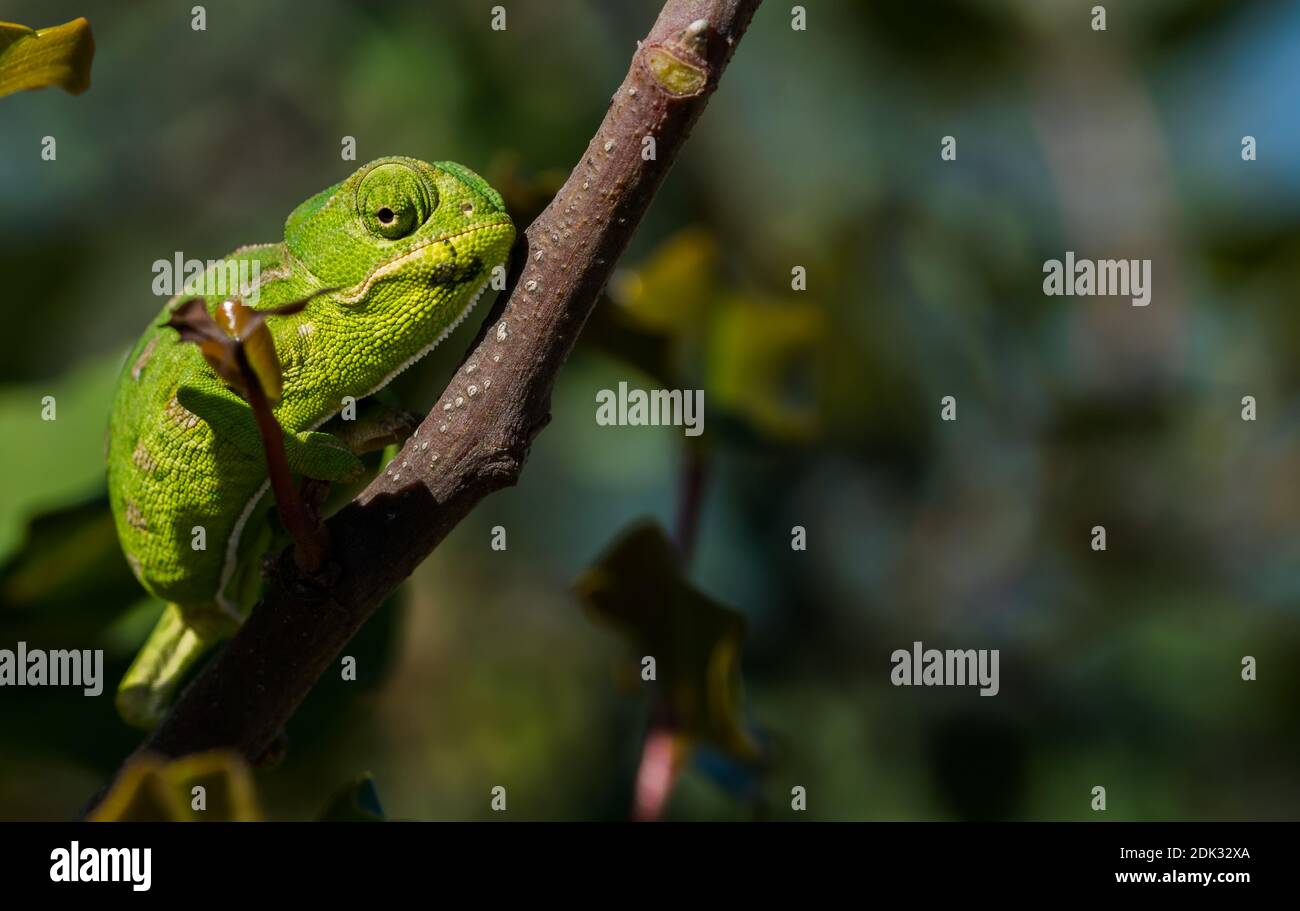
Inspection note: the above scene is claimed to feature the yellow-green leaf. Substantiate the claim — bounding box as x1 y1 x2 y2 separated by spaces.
89 750 262 822
708 294 825 441
214 299 285 403
0 18 94 99
608 227 718 335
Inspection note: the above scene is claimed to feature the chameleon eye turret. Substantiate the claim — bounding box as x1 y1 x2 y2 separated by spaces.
356 161 434 239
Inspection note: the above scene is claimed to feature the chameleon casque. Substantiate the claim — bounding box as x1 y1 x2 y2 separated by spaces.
107 157 515 728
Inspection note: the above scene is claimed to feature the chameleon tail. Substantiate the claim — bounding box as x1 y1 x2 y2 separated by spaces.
116 603 215 730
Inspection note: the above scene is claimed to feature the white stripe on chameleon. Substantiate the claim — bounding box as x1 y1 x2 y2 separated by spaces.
230 242 280 256
215 479 268 617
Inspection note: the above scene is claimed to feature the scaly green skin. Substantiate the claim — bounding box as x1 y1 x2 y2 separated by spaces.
107 157 515 727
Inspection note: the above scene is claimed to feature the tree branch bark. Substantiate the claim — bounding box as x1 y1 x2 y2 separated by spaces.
90 0 762 809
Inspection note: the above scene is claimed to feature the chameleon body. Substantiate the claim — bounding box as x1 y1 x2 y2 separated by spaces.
107 157 514 727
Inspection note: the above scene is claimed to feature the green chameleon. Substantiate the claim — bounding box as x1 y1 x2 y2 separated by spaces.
106 156 515 728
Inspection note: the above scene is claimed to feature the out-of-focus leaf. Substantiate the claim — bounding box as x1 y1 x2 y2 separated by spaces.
575 521 762 763
582 301 678 389
0 496 143 634
89 750 261 822
581 227 715 390
318 774 386 821
171 752 263 821
0 18 94 99
0 354 122 563
707 294 824 441
0 493 157 767
609 227 718 335
486 152 565 229
592 229 825 443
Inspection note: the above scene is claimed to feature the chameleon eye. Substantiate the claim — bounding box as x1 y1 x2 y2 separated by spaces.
356 163 435 240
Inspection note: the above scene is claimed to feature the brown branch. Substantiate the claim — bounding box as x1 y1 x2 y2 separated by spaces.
88 0 762 810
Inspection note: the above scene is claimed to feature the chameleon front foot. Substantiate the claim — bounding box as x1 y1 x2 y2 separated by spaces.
328 401 422 456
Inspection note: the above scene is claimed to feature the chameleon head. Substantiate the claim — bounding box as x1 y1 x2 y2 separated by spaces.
284 156 515 359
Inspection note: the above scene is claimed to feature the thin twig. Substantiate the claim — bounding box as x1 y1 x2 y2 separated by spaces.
235 346 329 574
635 444 709 820
673 445 709 565
632 725 687 822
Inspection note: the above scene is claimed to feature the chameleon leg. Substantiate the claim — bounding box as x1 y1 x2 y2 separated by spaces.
322 398 422 456
177 377 365 483
285 429 366 482
115 602 232 730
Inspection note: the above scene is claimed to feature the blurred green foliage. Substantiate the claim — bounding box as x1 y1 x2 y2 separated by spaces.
1 0 1299 821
